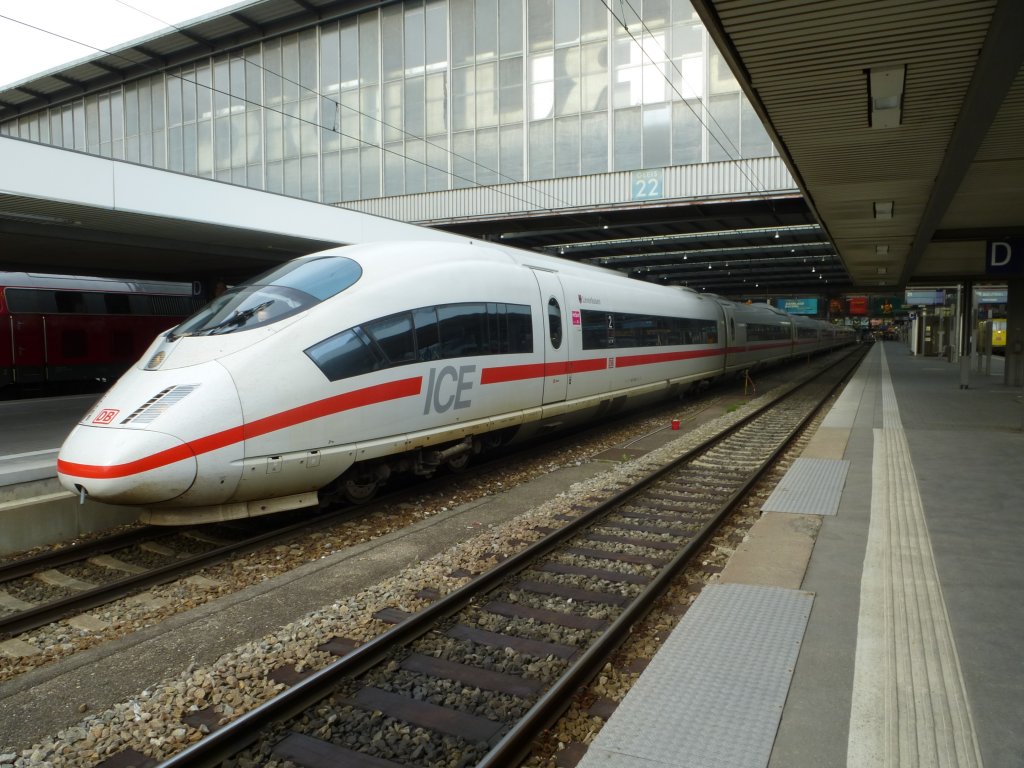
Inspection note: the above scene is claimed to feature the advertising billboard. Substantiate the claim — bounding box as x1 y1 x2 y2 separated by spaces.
774 298 818 315
848 296 868 315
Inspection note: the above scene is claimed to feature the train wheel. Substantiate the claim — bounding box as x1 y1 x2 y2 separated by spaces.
342 476 378 504
446 452 471 472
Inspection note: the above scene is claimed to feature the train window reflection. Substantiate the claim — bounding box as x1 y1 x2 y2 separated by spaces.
170 256 362 338
439 303 488 358
414 307 441 361
170 286 308 337
365 313 416 365
306 301 534 383
306 328 382 381
251 256 363 301
580 309 718 349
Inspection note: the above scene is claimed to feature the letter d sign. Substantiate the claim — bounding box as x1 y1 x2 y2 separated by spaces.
987 239 1022 275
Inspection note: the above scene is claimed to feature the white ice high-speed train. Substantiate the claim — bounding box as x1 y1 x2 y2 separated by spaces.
57 241 853 524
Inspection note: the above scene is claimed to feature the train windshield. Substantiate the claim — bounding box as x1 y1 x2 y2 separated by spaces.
168 256 362 338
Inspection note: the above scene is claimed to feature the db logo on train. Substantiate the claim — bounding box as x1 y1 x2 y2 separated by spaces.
92 409 120 425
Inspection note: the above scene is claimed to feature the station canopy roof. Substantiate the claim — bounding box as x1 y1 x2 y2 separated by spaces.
683 0 1024 291
1 0 1021 298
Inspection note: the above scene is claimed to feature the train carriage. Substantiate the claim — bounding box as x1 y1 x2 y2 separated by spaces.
56 241 853 524
0 272 201 393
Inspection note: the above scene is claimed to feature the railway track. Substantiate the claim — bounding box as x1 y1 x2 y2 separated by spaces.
145 346 866 768
0 515 355 639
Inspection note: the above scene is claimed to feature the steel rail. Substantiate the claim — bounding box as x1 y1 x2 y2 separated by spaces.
0 507 367 638
0 526 165 583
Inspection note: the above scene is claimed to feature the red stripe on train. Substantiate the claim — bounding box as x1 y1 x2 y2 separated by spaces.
57 376 423 480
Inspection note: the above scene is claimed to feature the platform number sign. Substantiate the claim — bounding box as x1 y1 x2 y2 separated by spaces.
987 239 1023 276
631 169 664 201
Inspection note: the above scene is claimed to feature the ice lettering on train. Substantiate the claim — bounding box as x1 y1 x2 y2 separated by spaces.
423 365 476 414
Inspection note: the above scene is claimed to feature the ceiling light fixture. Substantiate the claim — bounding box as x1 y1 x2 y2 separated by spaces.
873 201 894 219
876 244 890 256
868 65 906 128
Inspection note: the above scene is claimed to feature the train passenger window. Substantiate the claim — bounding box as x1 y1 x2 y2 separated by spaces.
581 311 610 349
54 291 86 314
414 307 441 361
364 312 416 365
439 303 487 358
579 309 717 350
506 304 533 353
613 312 649 348
104 294 131 314
4 289 52 313
746 322 791 342
486 303 502 355
548 298 562 349
306 301 534 383
305 328 383 381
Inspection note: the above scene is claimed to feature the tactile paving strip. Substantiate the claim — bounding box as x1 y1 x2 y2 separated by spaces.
760 457 849 516
578 583 813 768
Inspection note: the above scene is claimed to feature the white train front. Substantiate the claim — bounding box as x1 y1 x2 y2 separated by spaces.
57 241 852 524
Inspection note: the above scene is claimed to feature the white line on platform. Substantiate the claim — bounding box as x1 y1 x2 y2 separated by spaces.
1 449 59 461
847 345 983 767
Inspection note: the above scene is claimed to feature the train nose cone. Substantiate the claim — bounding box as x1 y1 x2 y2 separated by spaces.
57 426 197 505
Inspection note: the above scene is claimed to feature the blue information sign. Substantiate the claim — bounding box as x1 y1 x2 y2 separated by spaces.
774 298 818 315
905 289 944 305
631 169 664 201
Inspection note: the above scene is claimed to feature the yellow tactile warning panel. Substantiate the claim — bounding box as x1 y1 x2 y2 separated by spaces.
761 457 849 516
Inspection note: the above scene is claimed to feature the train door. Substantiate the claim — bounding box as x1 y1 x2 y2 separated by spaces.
530 268 569 404
0 311 12 387
719 302 737 371
11 313 46 383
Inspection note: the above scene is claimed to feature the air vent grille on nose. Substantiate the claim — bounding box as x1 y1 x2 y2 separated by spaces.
120 384 200 425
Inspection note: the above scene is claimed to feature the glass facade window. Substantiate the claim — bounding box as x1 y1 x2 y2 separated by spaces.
2 0 777 203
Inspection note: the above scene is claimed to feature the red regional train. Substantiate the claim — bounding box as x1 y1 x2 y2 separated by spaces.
0 272 203 395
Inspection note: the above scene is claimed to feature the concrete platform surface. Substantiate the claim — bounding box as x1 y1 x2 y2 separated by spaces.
592 343 1022 768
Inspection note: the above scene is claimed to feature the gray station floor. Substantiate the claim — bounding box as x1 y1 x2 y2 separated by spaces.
580 342 1023 768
